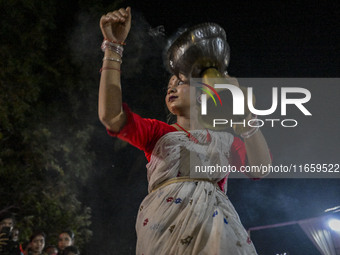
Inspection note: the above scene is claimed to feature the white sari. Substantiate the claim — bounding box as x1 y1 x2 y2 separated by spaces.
135 130 257 255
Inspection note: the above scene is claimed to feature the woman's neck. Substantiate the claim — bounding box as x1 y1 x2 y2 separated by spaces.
176 115 190 130
175 116 204 131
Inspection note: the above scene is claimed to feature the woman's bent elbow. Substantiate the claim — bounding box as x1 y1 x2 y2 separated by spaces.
98 111 126 133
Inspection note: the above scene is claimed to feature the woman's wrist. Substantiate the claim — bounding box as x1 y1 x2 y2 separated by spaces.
103 38 126 45
99 39 124 73
100 51 122 73
101 39 124 57
240 115 260 139
104 49 121 58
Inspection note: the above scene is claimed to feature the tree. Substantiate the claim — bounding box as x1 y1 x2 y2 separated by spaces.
0 0 95 248
1 0 169 253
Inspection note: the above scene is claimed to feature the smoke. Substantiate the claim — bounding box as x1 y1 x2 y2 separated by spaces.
148 25 165 38
67 8 168 76
91 10 166 80
65 6 340 255
65 8 172 255
68 9 103 71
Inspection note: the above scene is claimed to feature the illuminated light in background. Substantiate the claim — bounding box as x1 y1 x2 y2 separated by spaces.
328 219 340 232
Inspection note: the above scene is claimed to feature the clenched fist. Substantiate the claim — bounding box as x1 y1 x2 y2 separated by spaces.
100 7 131 43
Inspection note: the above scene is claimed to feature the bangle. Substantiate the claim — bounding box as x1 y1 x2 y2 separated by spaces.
99 67 121 73
102 57 122 64
101 40 124 57
240 126 259 139
248 115 262 127
104 38 126 45
240 115 260 139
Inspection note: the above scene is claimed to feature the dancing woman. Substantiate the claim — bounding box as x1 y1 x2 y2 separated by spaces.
98 7 271 255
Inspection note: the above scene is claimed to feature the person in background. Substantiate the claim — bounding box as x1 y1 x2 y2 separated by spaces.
44 245 58 255
0 213 14 233
57 231 74 255
63 246 79 255
10 229 19 243
25 231 45 255
0 212 21 255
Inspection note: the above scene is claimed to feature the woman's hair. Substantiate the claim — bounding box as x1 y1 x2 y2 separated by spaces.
59 230 75 240
0 212 15 224
63 245 80 255
29 230 46 242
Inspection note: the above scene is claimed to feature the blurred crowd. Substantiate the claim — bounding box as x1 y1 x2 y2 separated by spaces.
0 212 80 255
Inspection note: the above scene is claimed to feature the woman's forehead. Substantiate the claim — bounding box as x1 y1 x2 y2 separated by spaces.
168 74 189 87
169 75 177 82
168 75 178 86
33 235 44 241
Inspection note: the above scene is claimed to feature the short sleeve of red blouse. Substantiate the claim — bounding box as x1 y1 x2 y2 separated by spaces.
230 136 269 180
107 103 177 161
230 136 248 170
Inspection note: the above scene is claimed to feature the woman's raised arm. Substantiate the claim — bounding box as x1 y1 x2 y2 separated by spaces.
98 7 131 132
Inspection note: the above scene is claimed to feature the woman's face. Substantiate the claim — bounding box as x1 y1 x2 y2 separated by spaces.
31 235 45 254
165 75 192 115
58 233 73 251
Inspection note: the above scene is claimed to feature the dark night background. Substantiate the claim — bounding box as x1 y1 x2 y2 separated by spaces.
1 0 339 254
